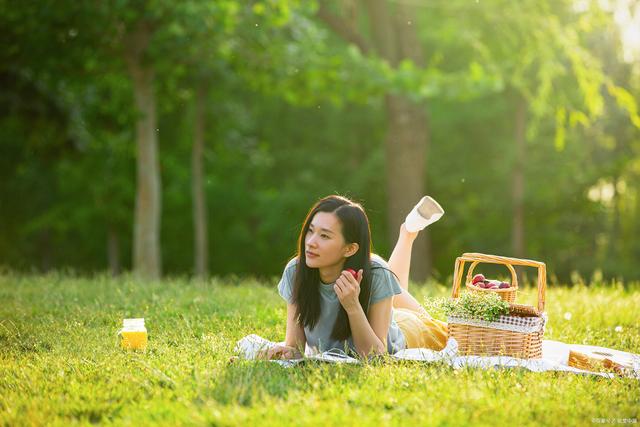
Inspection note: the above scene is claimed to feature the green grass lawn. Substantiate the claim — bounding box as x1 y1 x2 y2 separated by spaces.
1 272 638 426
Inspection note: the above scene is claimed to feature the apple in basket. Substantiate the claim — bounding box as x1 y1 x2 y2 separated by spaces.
499 282 511 289
472 274 485 285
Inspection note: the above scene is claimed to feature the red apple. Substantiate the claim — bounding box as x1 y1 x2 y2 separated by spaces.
345 268 358 279
472 274 485 284
499 282 510 289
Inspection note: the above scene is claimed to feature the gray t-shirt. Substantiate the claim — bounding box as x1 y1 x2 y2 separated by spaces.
277 254 406 354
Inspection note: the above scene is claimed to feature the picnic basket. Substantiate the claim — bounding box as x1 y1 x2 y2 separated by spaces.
449 253 547 359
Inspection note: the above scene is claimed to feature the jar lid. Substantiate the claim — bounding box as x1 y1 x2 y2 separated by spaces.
123 318 145 328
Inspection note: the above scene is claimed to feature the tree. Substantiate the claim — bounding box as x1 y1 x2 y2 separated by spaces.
121 20 162 279
158 1 295 278
317 0 434 280
435 0 640 262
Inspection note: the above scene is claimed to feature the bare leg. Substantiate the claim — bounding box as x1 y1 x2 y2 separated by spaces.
388 223 417 291
387 224 431 317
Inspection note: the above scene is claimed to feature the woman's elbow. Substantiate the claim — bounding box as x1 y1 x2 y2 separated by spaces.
358 342 387 358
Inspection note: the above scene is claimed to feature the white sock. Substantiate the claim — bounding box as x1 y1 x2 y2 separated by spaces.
405 196 444 232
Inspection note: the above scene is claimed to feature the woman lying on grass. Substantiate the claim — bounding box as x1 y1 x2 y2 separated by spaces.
266 194 448 360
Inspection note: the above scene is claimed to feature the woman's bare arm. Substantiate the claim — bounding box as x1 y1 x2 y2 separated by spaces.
346 297 391 357
265 302 306 360
284 302 306 351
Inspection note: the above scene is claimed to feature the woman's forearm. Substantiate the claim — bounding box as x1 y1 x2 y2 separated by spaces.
285 329 306 349
346 305 386 357
285 303 306 351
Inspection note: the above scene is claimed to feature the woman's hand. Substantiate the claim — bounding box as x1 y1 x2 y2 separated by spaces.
334 269 363 314
259 344 302 360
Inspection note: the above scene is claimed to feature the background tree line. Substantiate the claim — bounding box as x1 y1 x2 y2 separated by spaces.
1 0 639 283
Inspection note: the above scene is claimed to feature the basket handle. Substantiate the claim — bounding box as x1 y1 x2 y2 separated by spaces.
465 260 518 289
452 253 546 313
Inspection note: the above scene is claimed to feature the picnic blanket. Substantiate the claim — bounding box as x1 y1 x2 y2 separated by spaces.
234 334 640 379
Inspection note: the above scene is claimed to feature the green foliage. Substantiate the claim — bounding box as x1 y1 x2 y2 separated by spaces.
430 292 511 322
1 0 639 280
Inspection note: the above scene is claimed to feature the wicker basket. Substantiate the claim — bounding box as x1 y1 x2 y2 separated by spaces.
449 253 547 359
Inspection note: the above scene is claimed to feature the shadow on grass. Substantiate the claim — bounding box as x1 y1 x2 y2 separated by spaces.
0 329 53 355
210 360 367 407
65 405 123 425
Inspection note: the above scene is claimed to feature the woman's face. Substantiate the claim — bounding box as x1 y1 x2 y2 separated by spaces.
304 211 354 271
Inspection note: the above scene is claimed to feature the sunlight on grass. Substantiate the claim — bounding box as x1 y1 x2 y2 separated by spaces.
0 273 638 426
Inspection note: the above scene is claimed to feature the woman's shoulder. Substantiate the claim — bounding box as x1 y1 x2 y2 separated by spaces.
370 253 390 270
368 254 402 300
283 256 299 273
278 257 299 302
369 254 396 284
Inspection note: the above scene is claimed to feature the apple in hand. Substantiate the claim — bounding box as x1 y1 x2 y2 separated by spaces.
472 274 485 285
345 268 358 279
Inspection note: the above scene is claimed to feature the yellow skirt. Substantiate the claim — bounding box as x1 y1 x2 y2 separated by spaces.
394 308 448 351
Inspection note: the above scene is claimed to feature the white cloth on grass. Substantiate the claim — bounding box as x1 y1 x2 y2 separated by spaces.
234 334 361 368
234 334 640 379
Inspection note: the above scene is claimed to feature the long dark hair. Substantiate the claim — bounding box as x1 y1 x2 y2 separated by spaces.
292 195 373 342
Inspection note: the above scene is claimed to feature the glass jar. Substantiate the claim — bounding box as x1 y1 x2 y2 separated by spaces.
119 318 148 350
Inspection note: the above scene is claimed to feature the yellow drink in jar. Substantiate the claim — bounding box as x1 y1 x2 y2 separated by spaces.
119 318 147 350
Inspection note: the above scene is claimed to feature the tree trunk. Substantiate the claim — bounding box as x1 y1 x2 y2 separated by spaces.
512 95 526 263
384 95 430 281
611 174 620 258
318 0 433 281
124 21 162 279
369 0 431 281
39 229 52 272
192 83 209 278
107 225 121 276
